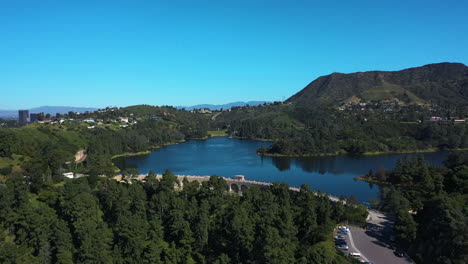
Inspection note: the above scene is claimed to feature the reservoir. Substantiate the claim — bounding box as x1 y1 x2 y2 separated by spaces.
114 137 450 202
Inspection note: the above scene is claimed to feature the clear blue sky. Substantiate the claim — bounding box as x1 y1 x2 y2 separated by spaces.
1 0 467 109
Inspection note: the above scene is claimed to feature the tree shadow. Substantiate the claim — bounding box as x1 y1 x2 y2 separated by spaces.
364 222 394 249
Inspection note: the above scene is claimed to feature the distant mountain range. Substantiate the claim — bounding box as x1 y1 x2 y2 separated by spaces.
286 62 468 107
0 102 271 119
177 101 269 110
0 106 98 119
4 62 465 120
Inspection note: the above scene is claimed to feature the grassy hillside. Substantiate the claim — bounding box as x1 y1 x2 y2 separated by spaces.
0 105 212 182
286 62 468 107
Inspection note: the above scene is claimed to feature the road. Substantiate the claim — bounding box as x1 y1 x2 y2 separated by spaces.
347 210 413 264
211 112 221 120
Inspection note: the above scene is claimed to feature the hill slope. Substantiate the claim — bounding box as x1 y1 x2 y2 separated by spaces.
286 62 468 107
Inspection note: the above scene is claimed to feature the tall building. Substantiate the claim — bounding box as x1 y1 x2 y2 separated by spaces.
18 110 29 123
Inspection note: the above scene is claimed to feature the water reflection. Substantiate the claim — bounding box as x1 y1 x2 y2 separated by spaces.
114 137 450 202
269 156 346 174
271 157 291 171
295 156 337 174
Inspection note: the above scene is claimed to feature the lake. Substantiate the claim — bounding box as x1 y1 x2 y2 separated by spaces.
114 137 450 202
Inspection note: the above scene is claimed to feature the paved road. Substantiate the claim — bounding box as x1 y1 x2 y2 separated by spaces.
348 210 413 264
345 230 368 262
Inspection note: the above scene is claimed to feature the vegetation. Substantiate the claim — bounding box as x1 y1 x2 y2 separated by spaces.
286 62 468 109
207 130 228 137
211 63 468 157
0 171 366 263
365 152 468 264
0 105 210 183
217 104 468 156
1 62 467 263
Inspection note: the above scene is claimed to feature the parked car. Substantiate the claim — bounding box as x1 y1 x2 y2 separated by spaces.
350 252 361 257
335 235 346 240
336 244 349 250
394 250 405 257
335 239 346 245
338 229 349 234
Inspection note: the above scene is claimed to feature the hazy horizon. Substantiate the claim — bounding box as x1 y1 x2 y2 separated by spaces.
0 100 274 112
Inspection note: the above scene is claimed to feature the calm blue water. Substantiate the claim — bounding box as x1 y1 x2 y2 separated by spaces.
114 137 450 202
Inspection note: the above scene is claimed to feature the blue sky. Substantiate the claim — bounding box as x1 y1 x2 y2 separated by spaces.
1 0 467 109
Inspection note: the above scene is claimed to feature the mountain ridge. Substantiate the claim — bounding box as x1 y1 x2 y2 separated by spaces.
177 101 269 110
286 62 468 107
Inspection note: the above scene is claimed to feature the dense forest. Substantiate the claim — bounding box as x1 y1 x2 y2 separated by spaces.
363 152 468 264
216 104 468 156
214 63 468 157
0 170 367 263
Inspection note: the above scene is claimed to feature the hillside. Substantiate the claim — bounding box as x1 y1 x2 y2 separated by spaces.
286 62 468 107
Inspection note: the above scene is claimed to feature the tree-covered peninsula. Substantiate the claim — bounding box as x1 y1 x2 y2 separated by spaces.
0 170 367 263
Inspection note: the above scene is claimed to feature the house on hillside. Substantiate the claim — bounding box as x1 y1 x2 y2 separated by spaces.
429 116 443 121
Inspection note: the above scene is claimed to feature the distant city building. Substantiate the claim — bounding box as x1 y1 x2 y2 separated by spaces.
30 113 41 122
18 110 29 123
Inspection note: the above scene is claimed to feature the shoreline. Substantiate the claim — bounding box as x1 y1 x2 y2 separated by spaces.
354 176 388 185
230 135 274 142
258 147 467 158
362 148 438 156
112 136 468 160
257 152 341 157
354 176 407 188
111 140 187 159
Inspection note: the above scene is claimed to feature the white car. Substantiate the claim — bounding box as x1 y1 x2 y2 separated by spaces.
350 252 361 257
